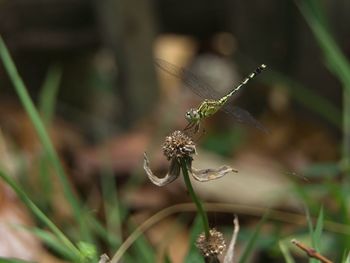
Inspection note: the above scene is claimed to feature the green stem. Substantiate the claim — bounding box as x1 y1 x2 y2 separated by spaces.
180 158 210 238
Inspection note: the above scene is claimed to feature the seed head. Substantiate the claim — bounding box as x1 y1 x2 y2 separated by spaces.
196 228 226 257
162 130 196 160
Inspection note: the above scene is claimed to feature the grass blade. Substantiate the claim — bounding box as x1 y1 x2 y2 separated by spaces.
264 71 341 129
0 169 81 260
297 0 350 172
305 206 324 263
313 207 324 251
0 258 34 263
297 0 350 87
238 211 269 263
279 240 296 263
38 64 62 124
37 64 62 205
100 162 123 249
129 223 155 263
21 227 77 260
163 253 173 263
298 1 350 253
0 36 83 226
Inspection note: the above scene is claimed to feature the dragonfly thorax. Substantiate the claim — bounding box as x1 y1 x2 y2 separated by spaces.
185 108 201 122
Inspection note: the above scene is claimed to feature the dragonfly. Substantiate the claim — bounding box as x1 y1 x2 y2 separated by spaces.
154 58 268 133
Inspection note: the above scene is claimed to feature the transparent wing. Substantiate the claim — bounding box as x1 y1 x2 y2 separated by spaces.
221 104 268 133
155 59 267 132
155 58 222 100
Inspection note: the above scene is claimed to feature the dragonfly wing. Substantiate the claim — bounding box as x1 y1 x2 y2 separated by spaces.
154 59 222 100
221 104 268 133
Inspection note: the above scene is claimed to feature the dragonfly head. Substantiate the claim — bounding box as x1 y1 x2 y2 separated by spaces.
185 108 200 122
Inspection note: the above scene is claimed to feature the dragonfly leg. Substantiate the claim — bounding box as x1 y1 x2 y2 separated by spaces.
184 122 195 131
191 165 237 182
183 123 203 140
194 123 200 134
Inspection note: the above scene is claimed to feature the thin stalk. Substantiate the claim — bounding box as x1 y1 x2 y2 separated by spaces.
180 158 210 238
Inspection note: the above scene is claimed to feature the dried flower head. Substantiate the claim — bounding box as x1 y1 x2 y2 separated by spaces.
196 228 226 257
162 130 196 160
144 130 236 186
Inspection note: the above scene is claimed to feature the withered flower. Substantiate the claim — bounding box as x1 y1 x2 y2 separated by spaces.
196 228 226 257
143 130 236 186
196 216 240 263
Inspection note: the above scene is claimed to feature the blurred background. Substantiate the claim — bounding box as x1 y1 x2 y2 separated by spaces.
0 0 349 262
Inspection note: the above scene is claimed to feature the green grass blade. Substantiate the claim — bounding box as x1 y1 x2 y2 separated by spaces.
305 207 313 237
298 1 350 253
101 169 122 250
37 152 53 209
0 36 82 224
0 169 81 260
24 227 77 260
38 64 62 124
264 72 341 129
313 207 324 251
163 253 173 263
305 207 317 263
238 211 269 263
298 0 350 88
79 209 98 248
279 240 296 263
87 216 120 248
129 223 155 263
36 65 62 205
302 162 340 178
77 241 98 262
297 0 350 171
0 258 34 263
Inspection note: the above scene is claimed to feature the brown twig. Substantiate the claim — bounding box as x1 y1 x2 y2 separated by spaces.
223 215 240 263
291 239 333 263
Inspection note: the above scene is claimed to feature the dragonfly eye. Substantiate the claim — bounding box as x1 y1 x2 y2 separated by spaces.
185 109 198 121
185 111 191 120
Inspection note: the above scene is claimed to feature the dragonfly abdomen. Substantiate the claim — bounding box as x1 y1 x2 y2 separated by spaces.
226 64 267 98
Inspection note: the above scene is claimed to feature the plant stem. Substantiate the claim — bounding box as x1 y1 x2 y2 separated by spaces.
180 158 210 238
291 239 333 263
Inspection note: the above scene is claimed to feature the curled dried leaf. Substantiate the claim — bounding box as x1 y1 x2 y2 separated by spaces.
143 153 180 186
191 165 237 182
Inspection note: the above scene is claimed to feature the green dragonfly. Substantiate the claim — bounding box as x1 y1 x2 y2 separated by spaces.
155 59 268 133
